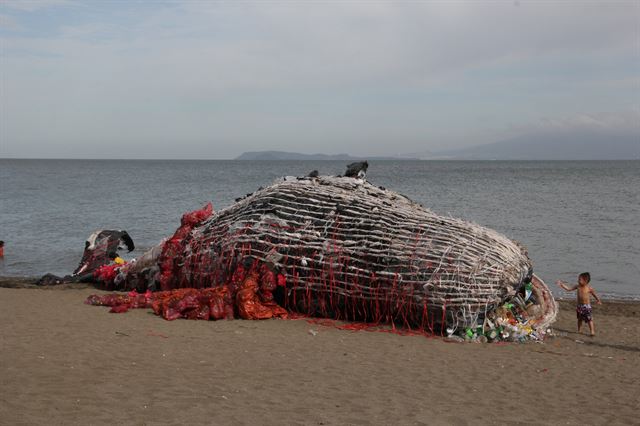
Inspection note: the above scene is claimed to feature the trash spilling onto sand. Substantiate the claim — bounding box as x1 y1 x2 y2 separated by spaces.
51 164 558 341
447 282 553 342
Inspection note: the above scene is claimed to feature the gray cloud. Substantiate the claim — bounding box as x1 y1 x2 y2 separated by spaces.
1 0 75 12
1 1 638 158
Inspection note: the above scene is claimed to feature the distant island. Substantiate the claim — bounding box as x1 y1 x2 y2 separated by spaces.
237 131 639 161
235 151 414 161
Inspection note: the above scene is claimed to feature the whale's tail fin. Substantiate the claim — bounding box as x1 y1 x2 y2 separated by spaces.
73 230 134 276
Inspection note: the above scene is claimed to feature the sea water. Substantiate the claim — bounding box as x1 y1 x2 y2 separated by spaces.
1 159 638 299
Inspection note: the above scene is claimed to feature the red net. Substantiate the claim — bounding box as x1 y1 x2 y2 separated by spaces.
92 264 121 289
86 268 287 321
158 203 213 291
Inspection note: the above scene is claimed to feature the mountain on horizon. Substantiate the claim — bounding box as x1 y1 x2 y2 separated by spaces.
235 151 411 161
236 131 639 161
428 130 640 160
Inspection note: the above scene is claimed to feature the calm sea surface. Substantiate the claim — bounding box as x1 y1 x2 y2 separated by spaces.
1 160 638 299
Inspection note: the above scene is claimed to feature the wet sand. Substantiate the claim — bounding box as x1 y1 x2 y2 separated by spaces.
0 282 638 425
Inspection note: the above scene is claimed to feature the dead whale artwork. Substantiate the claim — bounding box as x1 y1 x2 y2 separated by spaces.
64 164 557 340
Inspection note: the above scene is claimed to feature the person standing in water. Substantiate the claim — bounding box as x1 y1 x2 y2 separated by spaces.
556 272 602 336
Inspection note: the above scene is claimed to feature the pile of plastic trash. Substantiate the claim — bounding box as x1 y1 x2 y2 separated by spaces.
449 283 550 343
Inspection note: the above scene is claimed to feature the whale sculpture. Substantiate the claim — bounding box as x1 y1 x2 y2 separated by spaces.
87 173 557 335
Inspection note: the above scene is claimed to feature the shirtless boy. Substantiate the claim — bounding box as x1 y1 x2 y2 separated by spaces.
556 272 602 336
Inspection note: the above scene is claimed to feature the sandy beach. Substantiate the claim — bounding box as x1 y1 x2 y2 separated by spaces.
0 281 638 425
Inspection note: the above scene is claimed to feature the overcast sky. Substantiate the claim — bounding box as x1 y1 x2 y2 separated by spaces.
1 0 638 159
